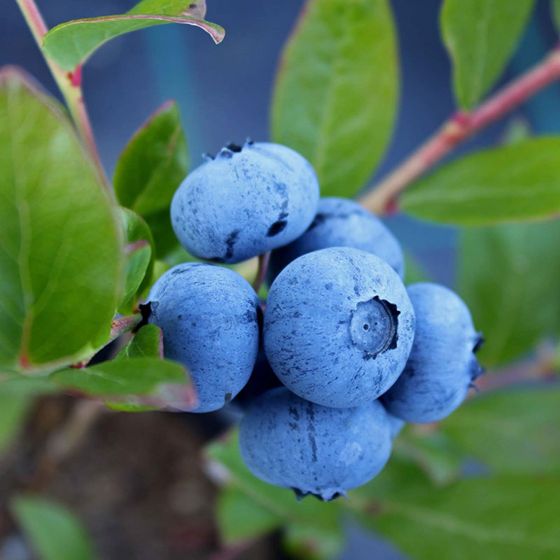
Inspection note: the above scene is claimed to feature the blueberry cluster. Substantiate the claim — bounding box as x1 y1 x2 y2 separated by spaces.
147 141 483 500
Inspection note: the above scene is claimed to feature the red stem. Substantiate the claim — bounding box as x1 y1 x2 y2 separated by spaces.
15 0 110 190
19 0 48 38
361 48 560 214
72 88 109 186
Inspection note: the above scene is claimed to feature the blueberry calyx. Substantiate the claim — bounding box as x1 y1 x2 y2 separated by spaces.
136 302 153 332
211 139 253 160
267 217 288 237
473 332 485 353
225 142 243 153
350 296 400 359
291 487 346 502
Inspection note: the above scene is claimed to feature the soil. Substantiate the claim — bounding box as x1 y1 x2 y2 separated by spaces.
0 396 278 560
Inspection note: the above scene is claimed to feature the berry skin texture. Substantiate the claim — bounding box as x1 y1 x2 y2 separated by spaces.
239 388 392 500
171 141 320 264
147 263 260 413
264 247 416 408
382 282 483 423
268 197 405 284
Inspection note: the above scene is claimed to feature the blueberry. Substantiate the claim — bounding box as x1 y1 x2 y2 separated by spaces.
382 282 483 423
264 247 415 408
239 388 392 500
171 141 320 264
147 263 260 412
268 197 404 283
387 413 406 439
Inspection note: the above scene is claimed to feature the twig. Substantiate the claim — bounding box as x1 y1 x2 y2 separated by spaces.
476 345 557 393
110 314 143 338
252 252 271 293
69 314 141 369
360 47 560 214
14 0 110 189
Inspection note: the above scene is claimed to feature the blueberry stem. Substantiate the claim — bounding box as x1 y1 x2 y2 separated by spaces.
110 314 143 339
68 314 142 369
252 252 271 293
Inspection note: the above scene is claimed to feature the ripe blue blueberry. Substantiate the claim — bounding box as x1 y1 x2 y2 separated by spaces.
264 247 415 408
268 197 405 283
382 282 483 423
239 388 392 500
171 141 320 264
386 413 406 439
147 263 260 413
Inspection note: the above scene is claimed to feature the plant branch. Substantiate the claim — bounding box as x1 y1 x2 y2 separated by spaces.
15 0 109 189
476 345 557 393
360 47 560 214
110 314 143 338
69 315 142 369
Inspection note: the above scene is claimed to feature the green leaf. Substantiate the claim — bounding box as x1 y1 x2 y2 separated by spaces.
442 387 560 474
441 0 535 109
349 454 430 505
119 208 154 313
121 246 151 313
271 0 398 198
140 259 171 299
552 0 560 33
115 101 188 257
12 496 95 560
206 430 342 552
42 1 225 71
144 209 181 257
393 430 463 486
402 138 560 226
283 523 344 560
217 488 282 544
458 219 560 365
359 468 560 560
0 373 56 396
217 485 344 559
115 102 188 218
52 357 196 411
0 393 31 453
0 372 56 451
116 324 163 359
0 68 122 373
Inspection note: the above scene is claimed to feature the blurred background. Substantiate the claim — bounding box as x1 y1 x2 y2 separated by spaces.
1 1 560 559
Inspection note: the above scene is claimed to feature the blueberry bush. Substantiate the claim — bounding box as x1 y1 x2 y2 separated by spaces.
2 0 560 558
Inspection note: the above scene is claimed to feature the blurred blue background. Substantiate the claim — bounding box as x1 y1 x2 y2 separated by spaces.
2 2 559 558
